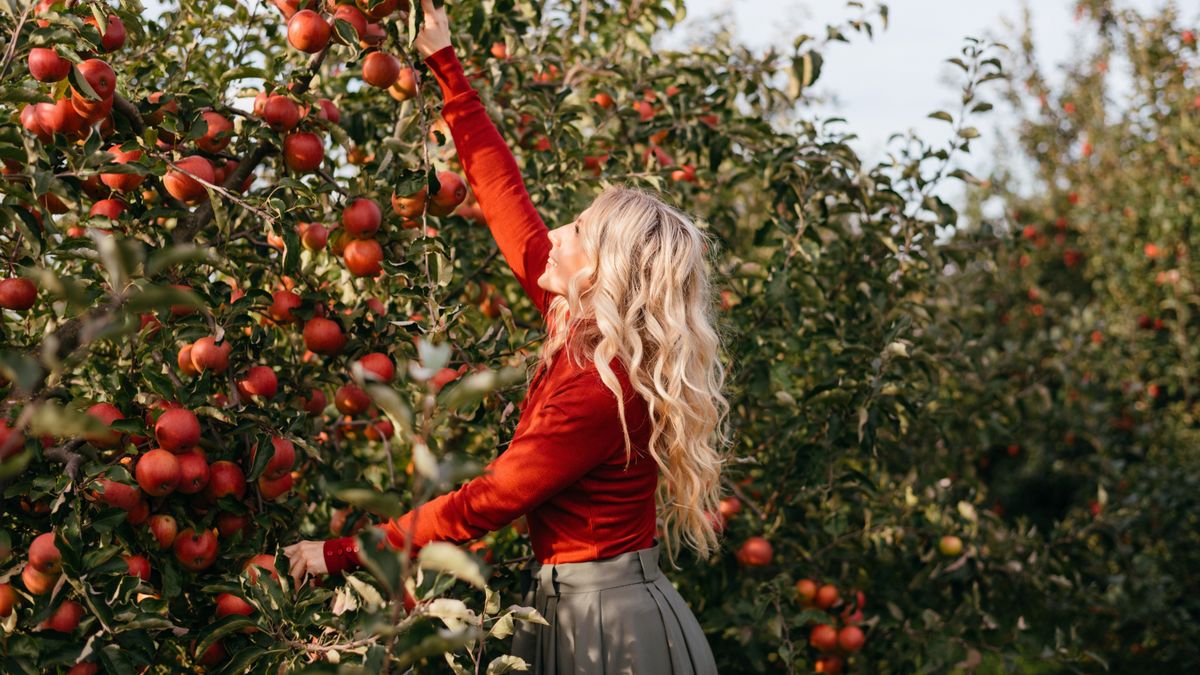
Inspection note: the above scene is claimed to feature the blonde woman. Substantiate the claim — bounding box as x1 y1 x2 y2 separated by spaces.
286 1 730 671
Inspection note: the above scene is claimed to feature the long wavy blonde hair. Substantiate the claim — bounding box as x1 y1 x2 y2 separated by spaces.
536 184 734 568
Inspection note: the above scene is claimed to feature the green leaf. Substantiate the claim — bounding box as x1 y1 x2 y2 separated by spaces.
928 111 953 123
332 485 407 518
418 542 487 590
192 615 257 660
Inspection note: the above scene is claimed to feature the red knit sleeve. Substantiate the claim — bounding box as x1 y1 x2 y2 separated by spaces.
378 373 622 554
424 45 554 317
323 536 361 576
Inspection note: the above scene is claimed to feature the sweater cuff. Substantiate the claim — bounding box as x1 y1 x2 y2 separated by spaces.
323 536 362 576
424 45 473 99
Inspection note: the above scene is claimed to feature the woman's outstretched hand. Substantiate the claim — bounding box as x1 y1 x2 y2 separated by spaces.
414 0 452 60
283 539 327 588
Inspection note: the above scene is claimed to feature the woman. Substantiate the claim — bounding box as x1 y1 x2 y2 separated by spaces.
285 2 730 672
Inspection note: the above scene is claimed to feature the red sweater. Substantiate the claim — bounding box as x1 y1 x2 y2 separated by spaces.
323 45 658 575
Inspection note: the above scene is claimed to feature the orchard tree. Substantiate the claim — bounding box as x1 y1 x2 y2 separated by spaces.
0 0 1036 673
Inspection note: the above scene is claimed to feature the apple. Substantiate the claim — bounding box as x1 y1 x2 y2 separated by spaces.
19 103 53 143
237 365 278 399
283 131 324 173
939 535 963 556
718 496 741 519
90 478 143 511
173 528 218 572
29 532 61 574
795 578 817 605
815 656 844 674
343 238 384 277
335 384 371 415
809 624 837 653
190 335 231 373
342 197 381 237
175 450 210 494
43 599 84 633
299 388 327 415
72 58 116 100
268 289 302 323
300 222 329 250
177 343 199 376
360 0 401 20
736 536 773 567
814 583 839 609
362 51 400 88
252 436 296 480
0 278 37 310
262 95 301 132
590 92 615 109
316 98 340 125
204 461 247 502
391 186 427 217
332 4 368 43
195 111 233 153
287 9 331 53
164 155 216 204
389 67 417 100
244 554 281 584
22 563 57 595
89 198 125 220
84 402 125 448
28 47 71 82
258 472 293 501
837 625 865 652
83 14 126 52
216 512 251 539
1 420 25 459
135 449 181 496
303 317 346 354
194 639 227 666
0 583 17 617
430 365 468 391
148 514 178 549
155 407 201 453
67 663 99 675
357 352 395 383
427 171 467 216
216 592 254 620
124 554 151 581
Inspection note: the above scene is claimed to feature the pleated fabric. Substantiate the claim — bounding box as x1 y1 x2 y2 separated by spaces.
509 541 719 674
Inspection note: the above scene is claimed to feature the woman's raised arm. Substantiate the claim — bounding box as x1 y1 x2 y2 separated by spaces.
415 1 554 316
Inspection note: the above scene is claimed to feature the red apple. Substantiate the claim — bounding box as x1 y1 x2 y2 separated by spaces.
427 171 466 216
287 9 331 53
303 317 346 354
342 197 381 237
258 472 293 501
262 95 301 132
173 528 218 572
216 512 251 539
155 408 201 453
43 600 84 633
0 278 37 311
237 366 278 399
176 450 210 494
195 111 233 153
0 583 17 617
136 448 181 496
147 514 178 549
253 436 296 480
362 51 400 88
71 58 116 100
29 532 61 574
84 402 125 448
164 156 215 205
335 384 371 415
215 592 254 619
28 47 71 82
357 352 395 383
343 238 384 277
735 536 773 567
282 131 324 172
124 554 151 580
190 335 231 373
83 14 126 52
300 222 329 250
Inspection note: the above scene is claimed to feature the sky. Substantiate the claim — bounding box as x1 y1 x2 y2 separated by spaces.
661 0 1173 212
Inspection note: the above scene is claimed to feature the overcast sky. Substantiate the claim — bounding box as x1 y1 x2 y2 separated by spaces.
662 0 1176 211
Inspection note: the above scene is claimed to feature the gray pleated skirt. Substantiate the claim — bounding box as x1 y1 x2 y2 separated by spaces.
509 540 719 674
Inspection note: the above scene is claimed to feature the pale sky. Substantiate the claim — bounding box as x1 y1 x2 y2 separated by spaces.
663 0 1177 211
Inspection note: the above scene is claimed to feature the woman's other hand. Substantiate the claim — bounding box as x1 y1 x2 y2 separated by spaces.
283 540 327 587
415 0 452 60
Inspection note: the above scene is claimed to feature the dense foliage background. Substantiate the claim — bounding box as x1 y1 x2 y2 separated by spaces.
0 0 1196 672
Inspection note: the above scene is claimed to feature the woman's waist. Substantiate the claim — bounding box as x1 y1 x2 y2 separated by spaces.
527 539 663 596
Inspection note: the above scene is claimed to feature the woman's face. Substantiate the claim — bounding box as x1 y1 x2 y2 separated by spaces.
538 208 592 296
